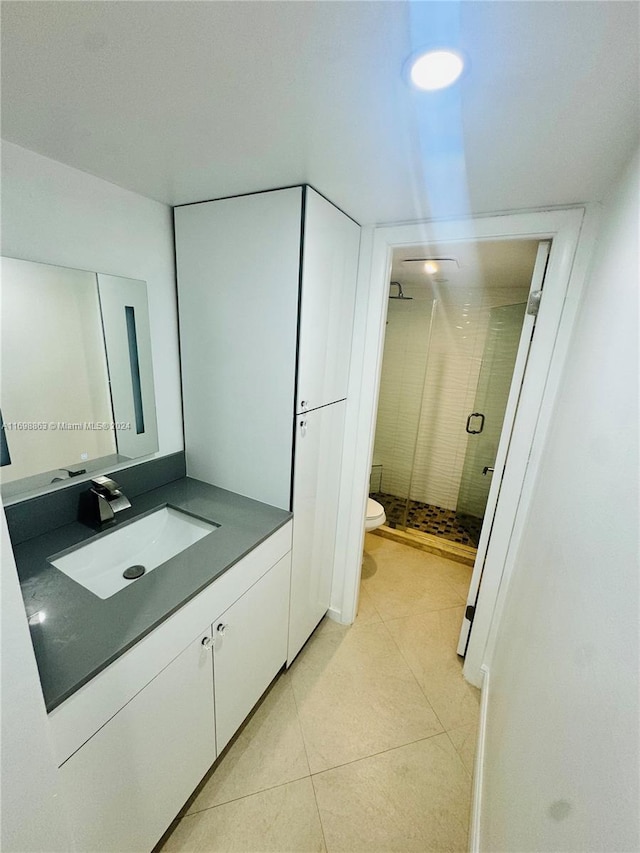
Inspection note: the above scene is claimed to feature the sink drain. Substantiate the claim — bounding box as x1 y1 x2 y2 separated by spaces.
123 565 146 580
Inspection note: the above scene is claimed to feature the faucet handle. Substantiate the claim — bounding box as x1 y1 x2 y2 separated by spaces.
80 476 130 528
91 475 122 496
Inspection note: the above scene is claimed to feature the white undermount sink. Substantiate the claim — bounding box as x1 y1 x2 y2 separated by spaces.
50 507 218 599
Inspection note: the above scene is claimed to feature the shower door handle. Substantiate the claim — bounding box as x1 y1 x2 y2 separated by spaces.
465 412 485 434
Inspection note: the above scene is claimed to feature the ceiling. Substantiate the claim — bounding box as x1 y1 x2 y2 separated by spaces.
390 239 539 302
1 1 638 224
392 239 539 287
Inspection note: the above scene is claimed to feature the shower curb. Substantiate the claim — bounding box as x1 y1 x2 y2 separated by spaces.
371 525 476 567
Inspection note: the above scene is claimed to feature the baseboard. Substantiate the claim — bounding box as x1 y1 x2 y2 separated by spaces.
326 606 345 624
470 664 490 853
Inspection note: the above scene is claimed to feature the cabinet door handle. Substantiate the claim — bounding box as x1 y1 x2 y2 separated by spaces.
300 419 307 437
201 636 213 650
216 623 228 635
300 400 310 412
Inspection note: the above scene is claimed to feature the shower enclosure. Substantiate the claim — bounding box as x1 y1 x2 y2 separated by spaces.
371 242 535 552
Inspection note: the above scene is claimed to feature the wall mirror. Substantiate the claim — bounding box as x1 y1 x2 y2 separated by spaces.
1 256 158 500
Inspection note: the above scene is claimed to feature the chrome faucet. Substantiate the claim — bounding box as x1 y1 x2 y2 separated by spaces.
80 476 131 528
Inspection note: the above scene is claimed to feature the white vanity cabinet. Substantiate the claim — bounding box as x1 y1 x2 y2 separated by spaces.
288 400 347 662
296 187 360 413
58 630 215 853
174 186 360 664
49 521 292 853
174 186 359 512
174 187 302 512
213 552 290 752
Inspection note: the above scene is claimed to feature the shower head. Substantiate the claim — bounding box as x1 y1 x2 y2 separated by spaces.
389 281 413 300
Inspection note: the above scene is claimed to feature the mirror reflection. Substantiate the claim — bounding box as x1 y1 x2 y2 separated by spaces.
1 256 158 499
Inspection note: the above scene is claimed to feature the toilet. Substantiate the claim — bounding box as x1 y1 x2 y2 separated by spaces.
365 498 386 531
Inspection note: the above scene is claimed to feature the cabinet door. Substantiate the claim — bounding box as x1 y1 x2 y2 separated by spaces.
58 630 216 853
213 553 291 753
297 189 360 412
288 400 346 663
175 188 302 510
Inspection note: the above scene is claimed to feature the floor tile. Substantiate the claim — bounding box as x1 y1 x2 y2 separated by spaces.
447 722 479 776
187 672 309 812
312 734 471 852
431 559 474 601
386 608 481 730
361 537 466 620
289 622 443 774
162 534 479 852
353 583 383 626
312 585 381 639
162 778 325 852
363 530 393 558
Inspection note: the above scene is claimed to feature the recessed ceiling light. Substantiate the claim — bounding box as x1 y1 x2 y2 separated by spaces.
408 49 465 91
424 261 439 274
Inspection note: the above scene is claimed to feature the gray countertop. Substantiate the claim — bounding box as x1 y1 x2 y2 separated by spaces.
13 477 291 712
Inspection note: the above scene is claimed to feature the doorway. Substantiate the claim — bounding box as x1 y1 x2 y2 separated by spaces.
370 240 539 572
334 208 586 687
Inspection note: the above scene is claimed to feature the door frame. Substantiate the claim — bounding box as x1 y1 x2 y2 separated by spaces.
331 206 599 687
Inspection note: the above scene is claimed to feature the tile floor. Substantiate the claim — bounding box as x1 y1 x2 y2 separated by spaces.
160 534 480 853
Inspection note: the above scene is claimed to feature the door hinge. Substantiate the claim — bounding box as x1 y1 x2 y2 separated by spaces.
527 289 542 317
465 605 475 624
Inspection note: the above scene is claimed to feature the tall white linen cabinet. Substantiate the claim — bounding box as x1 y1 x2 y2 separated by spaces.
174 187 361 662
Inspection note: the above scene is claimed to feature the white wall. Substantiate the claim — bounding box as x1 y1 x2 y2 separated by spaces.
0 141 182 460
0 507 72 852
479 148 639 851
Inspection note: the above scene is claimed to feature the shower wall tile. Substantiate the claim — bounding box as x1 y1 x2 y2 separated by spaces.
373 293 433 501
373 282 530 513
409 321 486 510
380 298 482 510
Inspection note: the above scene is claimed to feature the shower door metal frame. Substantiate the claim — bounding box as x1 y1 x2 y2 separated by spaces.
334 205 598 690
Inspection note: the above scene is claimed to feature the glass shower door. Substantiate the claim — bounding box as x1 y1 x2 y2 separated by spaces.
456 302 527 544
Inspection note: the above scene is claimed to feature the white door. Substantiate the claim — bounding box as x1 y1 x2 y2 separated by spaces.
213 553 291 753
288 400 347 662
59 629 216 853
296 189 360 412
457 242 551 655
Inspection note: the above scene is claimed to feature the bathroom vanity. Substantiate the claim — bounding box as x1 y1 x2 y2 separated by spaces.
10 469 292 852
4 182 361 852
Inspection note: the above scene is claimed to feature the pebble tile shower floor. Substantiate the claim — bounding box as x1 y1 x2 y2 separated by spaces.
370 492 482 547
159 534 479 853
